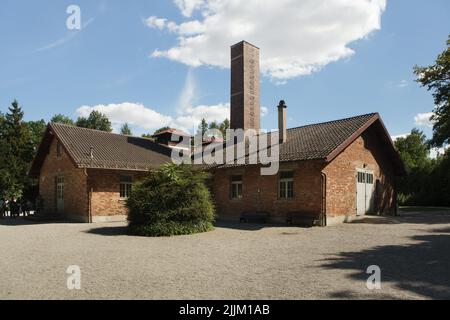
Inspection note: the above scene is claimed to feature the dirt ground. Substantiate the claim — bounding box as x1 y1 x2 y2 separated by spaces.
1 209 449 300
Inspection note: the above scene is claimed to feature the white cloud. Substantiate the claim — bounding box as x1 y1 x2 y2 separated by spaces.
174 0 206 17
172 103 231 131
414 112 435 128
430 146 449 159
397 80 408 88
145 16 167 30
261 106 269 117
76 101 231 134
391 133 409 141
147 0 387 81
76 103 173 131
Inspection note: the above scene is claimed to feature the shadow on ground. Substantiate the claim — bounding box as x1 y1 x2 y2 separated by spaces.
322 212 450 299
85 226 129 236
350 209 450 225
0 217 70 226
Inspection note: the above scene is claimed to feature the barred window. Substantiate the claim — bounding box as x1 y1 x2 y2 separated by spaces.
230 175 243 199
279 171 294 199
120 175 133 199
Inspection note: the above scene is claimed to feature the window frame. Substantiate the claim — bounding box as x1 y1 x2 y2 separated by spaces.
278 170 294 200
230 175 243 200
119 175 133 199
56 141 62 159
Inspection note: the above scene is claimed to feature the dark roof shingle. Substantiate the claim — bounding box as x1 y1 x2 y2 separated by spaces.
30 123 173 176
279 113 377 161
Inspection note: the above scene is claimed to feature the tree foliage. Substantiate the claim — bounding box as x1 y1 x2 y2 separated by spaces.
395 129 450 206
395 129 430 172
76 111 112 132
153 127 171 135
127 164 215 237
414 35 450 147
120 123 132 136
51 114 74 125
0 100 35 198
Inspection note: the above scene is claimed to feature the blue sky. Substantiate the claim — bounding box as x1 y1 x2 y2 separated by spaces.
0 0 449 139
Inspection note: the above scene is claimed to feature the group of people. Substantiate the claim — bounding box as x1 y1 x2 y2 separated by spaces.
0 198 33 219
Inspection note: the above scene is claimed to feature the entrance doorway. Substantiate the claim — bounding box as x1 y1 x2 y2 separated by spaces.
356 169 375 215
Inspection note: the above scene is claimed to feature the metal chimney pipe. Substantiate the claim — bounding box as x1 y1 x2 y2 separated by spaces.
278 100 287 144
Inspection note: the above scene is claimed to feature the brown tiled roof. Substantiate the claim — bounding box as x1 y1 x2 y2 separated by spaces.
206 113 404 174
29 123 173 176
280 113 378 161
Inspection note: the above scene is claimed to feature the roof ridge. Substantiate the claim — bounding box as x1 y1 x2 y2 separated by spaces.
50 122 157 141
287 112 379 131
49 122 175 152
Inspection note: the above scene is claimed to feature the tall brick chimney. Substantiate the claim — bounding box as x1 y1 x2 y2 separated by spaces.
230 41 260 131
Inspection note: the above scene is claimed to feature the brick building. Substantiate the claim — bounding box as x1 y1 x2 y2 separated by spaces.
30 40 404 225
29 124 172 222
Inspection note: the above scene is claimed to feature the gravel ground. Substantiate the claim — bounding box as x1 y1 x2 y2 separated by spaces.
1 210 449 300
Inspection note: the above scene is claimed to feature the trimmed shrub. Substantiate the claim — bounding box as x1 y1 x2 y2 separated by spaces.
127 164 215 237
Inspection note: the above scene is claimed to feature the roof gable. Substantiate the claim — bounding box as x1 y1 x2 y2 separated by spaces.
29 123 173 177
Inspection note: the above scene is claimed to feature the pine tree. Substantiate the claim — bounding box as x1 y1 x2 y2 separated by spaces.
120 123 132 136
0 100 35 198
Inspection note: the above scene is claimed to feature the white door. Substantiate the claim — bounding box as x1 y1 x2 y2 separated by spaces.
56 176 64 213
356 170 375 215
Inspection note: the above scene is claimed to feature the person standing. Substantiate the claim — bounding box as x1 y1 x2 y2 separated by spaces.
0 198 5 218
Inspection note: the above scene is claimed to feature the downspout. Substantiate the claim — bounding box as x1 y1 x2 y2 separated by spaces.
84 169 92 223
320 172 327 227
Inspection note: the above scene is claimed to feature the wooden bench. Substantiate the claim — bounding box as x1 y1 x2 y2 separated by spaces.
240 212 269 223
286 212 317 227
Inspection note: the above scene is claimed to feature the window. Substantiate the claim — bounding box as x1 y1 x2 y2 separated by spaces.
120 175 133 199
366 173 374 184
279 171 294 199
357 172 365 183
230 175 243 199
56 142 62 159
56 176 64 200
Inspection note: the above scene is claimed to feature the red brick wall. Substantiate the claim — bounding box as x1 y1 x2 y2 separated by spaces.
212 126 397 223
39 137 88 221
87 169 147 218
323 127 396 218
212 161 323 222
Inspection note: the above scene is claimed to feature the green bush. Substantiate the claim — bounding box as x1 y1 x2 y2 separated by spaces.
126 164 215 237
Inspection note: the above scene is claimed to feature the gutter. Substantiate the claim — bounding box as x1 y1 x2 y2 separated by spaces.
320 172 327 227
84 169 92 223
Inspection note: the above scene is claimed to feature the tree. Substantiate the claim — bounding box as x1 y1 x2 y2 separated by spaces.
127 164 215 237
394 129 430 172
153 127 171 135
27 119 47 150
141 133 154 139
0 100 35 199
199 118 208 137
414 35 450 147
76 111 112 132
219 118 230 136
120 123 132 136
51 114 74 125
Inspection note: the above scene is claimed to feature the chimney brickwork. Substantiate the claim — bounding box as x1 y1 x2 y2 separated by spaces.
230 41 260 131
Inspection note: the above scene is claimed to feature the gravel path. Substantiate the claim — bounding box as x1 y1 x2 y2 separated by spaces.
1 210 449 300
